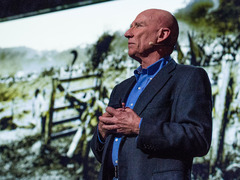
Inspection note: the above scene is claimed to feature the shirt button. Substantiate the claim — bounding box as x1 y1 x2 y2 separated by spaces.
138 87 141 90
115 138 118 142
150 78 153 80
115 160 118 164
130 103 133 106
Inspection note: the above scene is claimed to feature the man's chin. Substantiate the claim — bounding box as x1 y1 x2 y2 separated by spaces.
129 54 142 63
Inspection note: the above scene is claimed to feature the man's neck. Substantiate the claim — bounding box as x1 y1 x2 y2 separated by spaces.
140 53 163 69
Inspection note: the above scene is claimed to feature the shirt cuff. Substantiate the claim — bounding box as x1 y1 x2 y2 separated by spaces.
139 118 143 129
136 118 143 142
97 126 105 144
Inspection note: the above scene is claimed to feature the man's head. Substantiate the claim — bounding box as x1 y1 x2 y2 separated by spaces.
124 9 179 65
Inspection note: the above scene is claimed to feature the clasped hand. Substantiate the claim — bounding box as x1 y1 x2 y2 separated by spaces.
98 106 141 140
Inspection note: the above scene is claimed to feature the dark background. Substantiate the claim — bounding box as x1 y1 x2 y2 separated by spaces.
0 0 113 22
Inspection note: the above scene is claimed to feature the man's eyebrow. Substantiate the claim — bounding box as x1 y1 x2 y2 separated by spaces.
130 21 145 28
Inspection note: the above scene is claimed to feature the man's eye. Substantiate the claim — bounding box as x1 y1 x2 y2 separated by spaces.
130 23 143 29
134 24 142 28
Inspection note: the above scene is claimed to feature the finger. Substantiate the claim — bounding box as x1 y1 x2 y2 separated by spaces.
125 107 134 112
99 116 116 125
116 108 125 112
121 102 126 109
106 106 120 116
102 124 118 131
102 111 112 117
124 107 131 110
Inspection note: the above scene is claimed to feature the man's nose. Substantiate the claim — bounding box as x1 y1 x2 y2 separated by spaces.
124 28 133 38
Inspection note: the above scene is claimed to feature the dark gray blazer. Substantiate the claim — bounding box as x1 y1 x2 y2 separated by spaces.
91 59 212 180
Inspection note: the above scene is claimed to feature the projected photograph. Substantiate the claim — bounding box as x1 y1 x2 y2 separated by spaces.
0 0 240 179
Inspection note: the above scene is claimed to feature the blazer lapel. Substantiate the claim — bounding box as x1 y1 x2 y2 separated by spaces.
121 76 136 104
133 59 177 115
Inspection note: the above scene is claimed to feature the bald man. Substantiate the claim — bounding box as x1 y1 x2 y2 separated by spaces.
91 9 212 180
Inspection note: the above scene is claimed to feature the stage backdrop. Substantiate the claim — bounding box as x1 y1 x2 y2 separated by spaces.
0 0 240 179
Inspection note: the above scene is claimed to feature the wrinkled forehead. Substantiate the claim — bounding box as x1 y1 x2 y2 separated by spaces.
132 12 157 26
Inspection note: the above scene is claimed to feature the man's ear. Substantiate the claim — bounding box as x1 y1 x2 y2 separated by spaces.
157 28 171 43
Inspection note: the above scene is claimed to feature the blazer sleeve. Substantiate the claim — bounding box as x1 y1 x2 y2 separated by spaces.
137 67 212 158
90 84 120 163
90 128 105 163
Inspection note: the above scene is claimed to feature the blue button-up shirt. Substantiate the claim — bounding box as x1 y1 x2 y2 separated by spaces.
98 56 171 167
111 56 170 167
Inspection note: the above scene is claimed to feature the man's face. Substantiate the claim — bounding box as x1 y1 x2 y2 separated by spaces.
124 12 159 60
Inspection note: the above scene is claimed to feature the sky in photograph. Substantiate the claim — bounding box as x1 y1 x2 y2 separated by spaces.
0 0 190 51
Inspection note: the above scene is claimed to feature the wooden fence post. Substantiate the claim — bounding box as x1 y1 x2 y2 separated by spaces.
44 78 57 145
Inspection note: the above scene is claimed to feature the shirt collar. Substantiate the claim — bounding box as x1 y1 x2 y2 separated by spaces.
134 55 171 76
